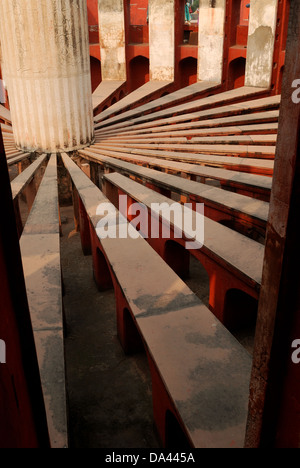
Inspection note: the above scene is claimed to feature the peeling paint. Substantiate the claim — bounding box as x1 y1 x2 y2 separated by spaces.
245 0 279 88
197 1 226 84
98 5 126 81
149 0 175 82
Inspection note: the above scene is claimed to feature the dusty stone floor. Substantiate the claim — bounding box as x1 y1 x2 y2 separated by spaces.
60 206 159 449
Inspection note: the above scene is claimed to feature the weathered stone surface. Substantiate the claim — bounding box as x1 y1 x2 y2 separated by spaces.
98 0 126 81
197 0 226 84
149 0 175 82
20 154 68 448
0 0 94 153
245 0 279 88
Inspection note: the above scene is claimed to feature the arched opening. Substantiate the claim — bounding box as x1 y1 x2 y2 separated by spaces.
165 410 191 449
90 56 102 93
164 240 190 280
223 289 258 353
228 57 246 89
111 97 117 106
179 57 198 88
129 56 150 93
186 256 210 308
123 308 144 355
119 90 125 100
93 247 114 291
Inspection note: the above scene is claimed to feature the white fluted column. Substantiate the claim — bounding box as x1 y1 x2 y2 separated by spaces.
0 0 94 153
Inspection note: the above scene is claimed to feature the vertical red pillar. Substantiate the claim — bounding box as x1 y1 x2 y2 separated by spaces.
0 129 49 448
239 0 250 26
245 1 300 448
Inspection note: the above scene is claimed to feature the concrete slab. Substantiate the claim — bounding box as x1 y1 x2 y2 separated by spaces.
0 104 11 124
114 135 277 146
89 145 275 176
95 110 280 139
0 123 14 133
95 81 173 123
103 172 265 289
80 148 273 199
11 154 48 200
92 80 126 112
60 205 159 448
62 153 253 448
95 123 278 142
83 152 270 229
7 153 32 167
94 81 218 125
20 154 68 448
95 93 281 136
98 142 276 160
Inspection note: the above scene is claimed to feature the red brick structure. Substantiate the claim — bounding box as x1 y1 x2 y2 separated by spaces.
85 0 290 100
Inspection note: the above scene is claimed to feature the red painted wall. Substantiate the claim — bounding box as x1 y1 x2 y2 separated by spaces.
0 132 49 448
240 0 250 26
87 0 99 44
130 0 148 25
271 0 290 94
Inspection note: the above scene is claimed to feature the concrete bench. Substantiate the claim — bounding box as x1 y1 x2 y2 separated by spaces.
95 123 278 142
95 86 271 131
3 134 15 145
95 92 281 136
61 152 252 449
95 109 280 139
11 154 48 237
94 81 219 125
6 151 27 161
80 148 273 201
7 153 32 167
102 172 264 327
81 145 274 183
96 129 278 146
77 150 269 240
19 154 68 448
0 123 14 134
90 145 274 177
94 80 176 122
96 141 276 161
4 145 18 152
189 134 277 146
5 149 22 158
92 80 125 114
0 104 11 125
